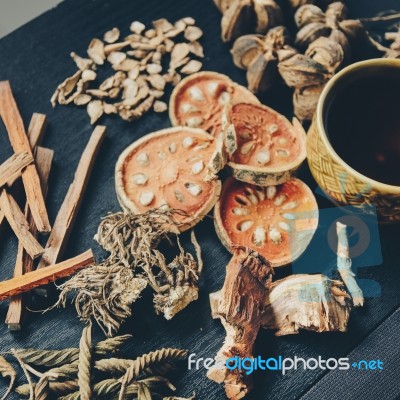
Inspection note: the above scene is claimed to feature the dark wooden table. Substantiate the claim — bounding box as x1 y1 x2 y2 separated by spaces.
1 0 400 399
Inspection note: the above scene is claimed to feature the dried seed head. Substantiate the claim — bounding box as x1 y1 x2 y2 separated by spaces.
305 36 344 72
295 4 325 28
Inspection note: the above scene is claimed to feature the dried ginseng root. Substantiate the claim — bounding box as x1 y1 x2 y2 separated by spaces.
169 71 259 136
214 177 318 267
115 127 221 231
207 247 273 400
226 103 307 186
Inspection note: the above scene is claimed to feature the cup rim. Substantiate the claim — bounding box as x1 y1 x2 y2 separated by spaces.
316 58 400 194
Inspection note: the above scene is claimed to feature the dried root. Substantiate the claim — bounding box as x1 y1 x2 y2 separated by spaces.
53 209 203 335
207 247 273 400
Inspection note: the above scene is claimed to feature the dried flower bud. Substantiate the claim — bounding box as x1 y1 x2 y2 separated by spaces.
305 36 344 72
247 50 278 92
293 85 324 121
278 53 329 88
264 25 291 47
295 4 325 28
295 22 331 49
276 46 298 62
231 34 264 69
325 1 348 27
221 0 283 42
329 28 351 64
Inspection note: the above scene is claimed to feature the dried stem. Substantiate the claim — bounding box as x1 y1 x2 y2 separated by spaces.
0 356 16 400
11 349 34 400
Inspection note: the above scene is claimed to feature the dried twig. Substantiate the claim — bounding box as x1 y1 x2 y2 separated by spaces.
0 81 50 232
0 152 33 188
0 250 94 301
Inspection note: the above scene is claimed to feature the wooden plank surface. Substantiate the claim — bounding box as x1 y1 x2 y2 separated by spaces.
0 0 399 399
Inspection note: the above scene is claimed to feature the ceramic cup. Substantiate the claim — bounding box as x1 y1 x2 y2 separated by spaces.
307 58 400 223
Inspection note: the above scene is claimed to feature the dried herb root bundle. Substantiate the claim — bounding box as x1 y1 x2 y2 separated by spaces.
53 209 203 335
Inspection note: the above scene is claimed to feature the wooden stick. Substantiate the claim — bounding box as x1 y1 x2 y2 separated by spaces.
0 81 50 233
336 222 364 307
37 126 106 271
0 113 48 228
6 147 54 330
0 190 44 259
0 152 33 188
0 250 94 301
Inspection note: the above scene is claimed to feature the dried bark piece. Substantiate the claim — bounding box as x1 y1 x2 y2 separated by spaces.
262 274 351 335
115 127 221 231
6 147 53 331
0 250 94 301
207 247 273 400
74 94 92 106
70 52 94 71
0 190 44 259
0 152 33 188
0 81 51 233
87 38 106 65
214 177 318 267
226 103 307 185
37 126 106 271
170 71 259 136
51 70 82 106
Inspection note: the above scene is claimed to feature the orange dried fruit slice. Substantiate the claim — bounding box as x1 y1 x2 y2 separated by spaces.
116 127 221 231
214 177 318 267
169 71 260 136
227 103 307 186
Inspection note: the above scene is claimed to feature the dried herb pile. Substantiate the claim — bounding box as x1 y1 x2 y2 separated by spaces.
51 17 204 123
51 209 203 336
0 324 194 400
217 0 400 121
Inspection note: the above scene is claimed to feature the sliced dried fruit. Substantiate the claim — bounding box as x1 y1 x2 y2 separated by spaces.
214 177 318 267
116 127 221 231
226 103 307 186
169 71 260 136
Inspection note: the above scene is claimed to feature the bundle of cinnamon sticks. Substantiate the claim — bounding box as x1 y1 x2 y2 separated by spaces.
0 81 106 330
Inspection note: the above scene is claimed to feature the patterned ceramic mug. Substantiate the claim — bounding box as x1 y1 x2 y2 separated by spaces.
307 58 400 223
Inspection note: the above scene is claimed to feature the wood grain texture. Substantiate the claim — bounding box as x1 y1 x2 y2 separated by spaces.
0 151 33 187
5 147 54 330
0 1 399 400
0 81 50 233
0 249 94 301
0 190 44 259
37 125 106 270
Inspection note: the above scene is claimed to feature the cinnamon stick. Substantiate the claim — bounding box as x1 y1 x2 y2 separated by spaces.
37 126 106 271
0 250 94 301
0 152 33 188
6 147 54 330
0 190 44 259
0 113 48 227
0 81 50 233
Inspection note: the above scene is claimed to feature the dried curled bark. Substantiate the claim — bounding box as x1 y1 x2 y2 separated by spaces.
216 0 283 42
207 247 272 400
262 274 351 335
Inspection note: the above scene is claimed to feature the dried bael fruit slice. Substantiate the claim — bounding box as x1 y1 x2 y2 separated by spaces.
169 71 260 136
227 103 307 186
116 127 221 231
214 177 318 267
